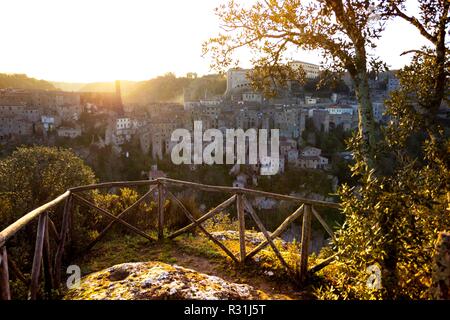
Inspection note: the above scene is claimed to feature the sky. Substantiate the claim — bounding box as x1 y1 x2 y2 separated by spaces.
0 0 429 83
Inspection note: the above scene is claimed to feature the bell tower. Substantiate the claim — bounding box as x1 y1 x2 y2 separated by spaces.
115 80 124 115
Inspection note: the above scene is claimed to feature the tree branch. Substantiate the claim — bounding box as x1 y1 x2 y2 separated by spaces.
392 4 437 43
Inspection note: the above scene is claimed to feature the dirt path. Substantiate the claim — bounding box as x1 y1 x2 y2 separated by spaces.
165 249 304 299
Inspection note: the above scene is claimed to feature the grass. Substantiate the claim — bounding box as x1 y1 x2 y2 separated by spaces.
74 231 220 274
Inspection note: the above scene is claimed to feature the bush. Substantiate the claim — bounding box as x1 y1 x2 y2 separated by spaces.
70 187 158 249
0 146 96 297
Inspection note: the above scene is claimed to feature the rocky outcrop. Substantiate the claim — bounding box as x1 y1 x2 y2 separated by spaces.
64 261 268 300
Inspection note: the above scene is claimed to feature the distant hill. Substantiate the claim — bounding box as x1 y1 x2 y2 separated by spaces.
127 73 226 104
78 82 116 92
51 82 86 92
2 73 227 104
0 73 56 90
184 74 227 100
78 81 139 96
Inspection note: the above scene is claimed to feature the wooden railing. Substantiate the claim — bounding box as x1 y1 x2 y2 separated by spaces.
0 177 340 300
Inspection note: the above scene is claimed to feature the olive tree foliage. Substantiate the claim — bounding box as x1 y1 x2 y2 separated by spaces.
203 0 387 167
383 0 449 121
0 146 96 225
0 146 97 270
331 1 449 299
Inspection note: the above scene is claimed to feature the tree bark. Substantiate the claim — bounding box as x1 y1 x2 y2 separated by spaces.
353 64 377 169
430 232 450 299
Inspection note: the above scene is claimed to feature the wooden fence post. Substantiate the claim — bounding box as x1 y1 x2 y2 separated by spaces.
29 213 47 300
236 193 246 263
43 216 54 297
0 246 11 300
54 194 72 288
299 204 312 283
157 182 165 240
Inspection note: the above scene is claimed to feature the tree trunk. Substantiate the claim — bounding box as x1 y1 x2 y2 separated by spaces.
430 232 450 299
379 206 399 299
430 2 448 115
353 69 377 169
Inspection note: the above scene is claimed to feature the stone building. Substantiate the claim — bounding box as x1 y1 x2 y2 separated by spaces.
312 109 330 133
290 60 320 79
297 147 329 169
57 126 82 138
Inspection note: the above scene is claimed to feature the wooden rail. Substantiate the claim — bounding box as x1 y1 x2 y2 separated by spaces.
0 191 70 247
0 178 340 300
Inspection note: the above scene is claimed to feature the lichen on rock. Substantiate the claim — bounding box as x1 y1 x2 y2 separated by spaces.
64 261 269 300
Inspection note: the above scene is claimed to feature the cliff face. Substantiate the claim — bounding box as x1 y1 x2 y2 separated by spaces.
64 261 271 300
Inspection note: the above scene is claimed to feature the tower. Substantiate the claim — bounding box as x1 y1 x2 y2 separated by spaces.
115 80 124 115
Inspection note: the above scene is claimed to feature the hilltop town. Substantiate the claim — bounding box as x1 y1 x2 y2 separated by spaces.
0 63 405 183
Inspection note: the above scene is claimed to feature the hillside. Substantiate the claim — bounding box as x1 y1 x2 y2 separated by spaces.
50 74 226 104
78 80 139 95
126 73 226 104
50 82 87 92
0 73 57 90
